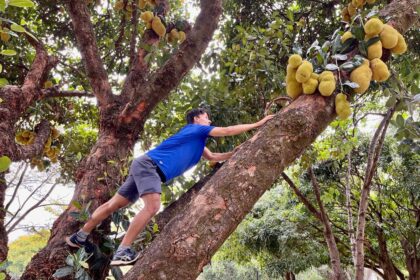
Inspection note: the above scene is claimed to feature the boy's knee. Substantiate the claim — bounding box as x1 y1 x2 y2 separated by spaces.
145 202 160 216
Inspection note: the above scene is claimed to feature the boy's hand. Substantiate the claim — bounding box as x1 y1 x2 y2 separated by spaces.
256 114 275 127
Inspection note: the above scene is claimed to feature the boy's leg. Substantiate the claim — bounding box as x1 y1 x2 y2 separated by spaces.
82 193 131 233
120 193 161 246
110 193 160 265
66 193 131 248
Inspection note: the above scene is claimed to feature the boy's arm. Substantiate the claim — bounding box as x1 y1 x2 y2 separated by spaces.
209 115 274 137
202 147 233 161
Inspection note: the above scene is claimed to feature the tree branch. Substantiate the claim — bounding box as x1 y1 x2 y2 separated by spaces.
118 0 223 124
63 0 114 107
41 89 94 98
5 163 29 211
281 172 322 221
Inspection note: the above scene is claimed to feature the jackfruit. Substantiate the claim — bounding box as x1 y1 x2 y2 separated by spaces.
311 73 319 80
295 61 313 83
303 78 318 95
352 0 364 8
341 31 354 43
367 40 382 60
0 31 10 42
350 62 372 94
44 80 53 89
286 66 298 82
140 11 154 23
168 29 179 43
341 7 351 22
286 80 303 99
380 24 399 49
114 0 124 11
335 93 347 102
178 31 186 43
51 128 60 139
391 33 407 54
288 54 303 68
318 80 336 96
364 18 384 36
139 0 147 9
370 58 390 82
152 16 166 37
348 3 356 17
319 71 335 82
335 93 351 119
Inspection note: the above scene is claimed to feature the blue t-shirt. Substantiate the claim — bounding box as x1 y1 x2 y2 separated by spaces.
146 124 215 182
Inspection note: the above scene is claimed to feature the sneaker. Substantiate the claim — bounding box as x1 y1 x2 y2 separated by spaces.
110 248 139 266
65 233 95 254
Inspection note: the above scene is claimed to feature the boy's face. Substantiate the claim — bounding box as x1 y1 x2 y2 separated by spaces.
193 113 212 126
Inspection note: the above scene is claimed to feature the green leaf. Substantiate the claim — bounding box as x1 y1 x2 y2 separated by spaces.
365 36 380 47
0 156 12 172
339 38 357 54
53 266 73 278
0 0 5 12
1 49 17 56
0 64 2 72
11 23 25 33
8 0 35 8
0 78 9 87
72 200 82 210
396 115 405 127
325 64 339 71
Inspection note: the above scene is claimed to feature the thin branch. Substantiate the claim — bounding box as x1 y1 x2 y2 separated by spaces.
41 89 94 98
281 172 322 221
128 2 139 69
5 163 29 211
6 182 58 234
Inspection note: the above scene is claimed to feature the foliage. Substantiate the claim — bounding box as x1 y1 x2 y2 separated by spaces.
7 229 49 277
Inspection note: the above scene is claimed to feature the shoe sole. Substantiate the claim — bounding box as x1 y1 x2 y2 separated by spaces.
65 236 81 248
110 254 140 266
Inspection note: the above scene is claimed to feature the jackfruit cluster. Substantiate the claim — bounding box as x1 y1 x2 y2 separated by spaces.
341 0 377 22
167 28 186 44
140 11 166 37
16 128 61 168
286 55 338 99
139 0 156 9
335 93 351 120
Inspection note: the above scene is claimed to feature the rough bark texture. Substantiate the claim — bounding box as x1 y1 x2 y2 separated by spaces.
124 94 336 279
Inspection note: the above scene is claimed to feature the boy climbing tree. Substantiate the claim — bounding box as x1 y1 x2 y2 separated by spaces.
66 108 273 265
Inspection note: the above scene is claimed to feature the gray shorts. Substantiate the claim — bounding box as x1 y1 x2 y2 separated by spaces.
117 155 164 202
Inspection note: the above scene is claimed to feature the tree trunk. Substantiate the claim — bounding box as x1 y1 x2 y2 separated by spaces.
376 223 397 280
285 271 296 280
123 94 336 279
401 238 420 280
